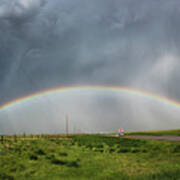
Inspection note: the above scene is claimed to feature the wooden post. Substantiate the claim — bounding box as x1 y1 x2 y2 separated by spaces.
66 115 69 136
14 134 17 142
1 135 4 144
23 133 26 139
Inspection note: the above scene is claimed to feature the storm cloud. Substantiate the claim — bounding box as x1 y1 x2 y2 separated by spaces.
0 0 180 133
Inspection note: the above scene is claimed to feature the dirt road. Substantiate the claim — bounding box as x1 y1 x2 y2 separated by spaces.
123 135 180 142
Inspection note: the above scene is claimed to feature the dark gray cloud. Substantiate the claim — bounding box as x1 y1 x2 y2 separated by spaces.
0 0 180 104
1 0 180 133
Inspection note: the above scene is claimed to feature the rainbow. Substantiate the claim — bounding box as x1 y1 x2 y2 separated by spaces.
0 85 180 111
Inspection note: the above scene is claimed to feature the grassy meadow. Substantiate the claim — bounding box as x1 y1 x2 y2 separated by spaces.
0 134 180 180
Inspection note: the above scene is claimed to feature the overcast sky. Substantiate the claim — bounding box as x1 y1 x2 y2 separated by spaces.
0 0 180 133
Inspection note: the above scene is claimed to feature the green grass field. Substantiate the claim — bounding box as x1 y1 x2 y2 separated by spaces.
126 129 180 136
0 135 180 180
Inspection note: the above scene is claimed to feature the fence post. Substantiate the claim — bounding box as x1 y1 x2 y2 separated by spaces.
14 134 17 142
23 133 26 139
1 135 4 144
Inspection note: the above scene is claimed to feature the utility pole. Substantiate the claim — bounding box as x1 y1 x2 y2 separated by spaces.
66 115 69 136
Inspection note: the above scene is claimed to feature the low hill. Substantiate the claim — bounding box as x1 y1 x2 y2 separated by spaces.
126 129 180 136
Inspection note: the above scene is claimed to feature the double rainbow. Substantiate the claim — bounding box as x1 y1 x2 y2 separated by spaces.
0 85 180 111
